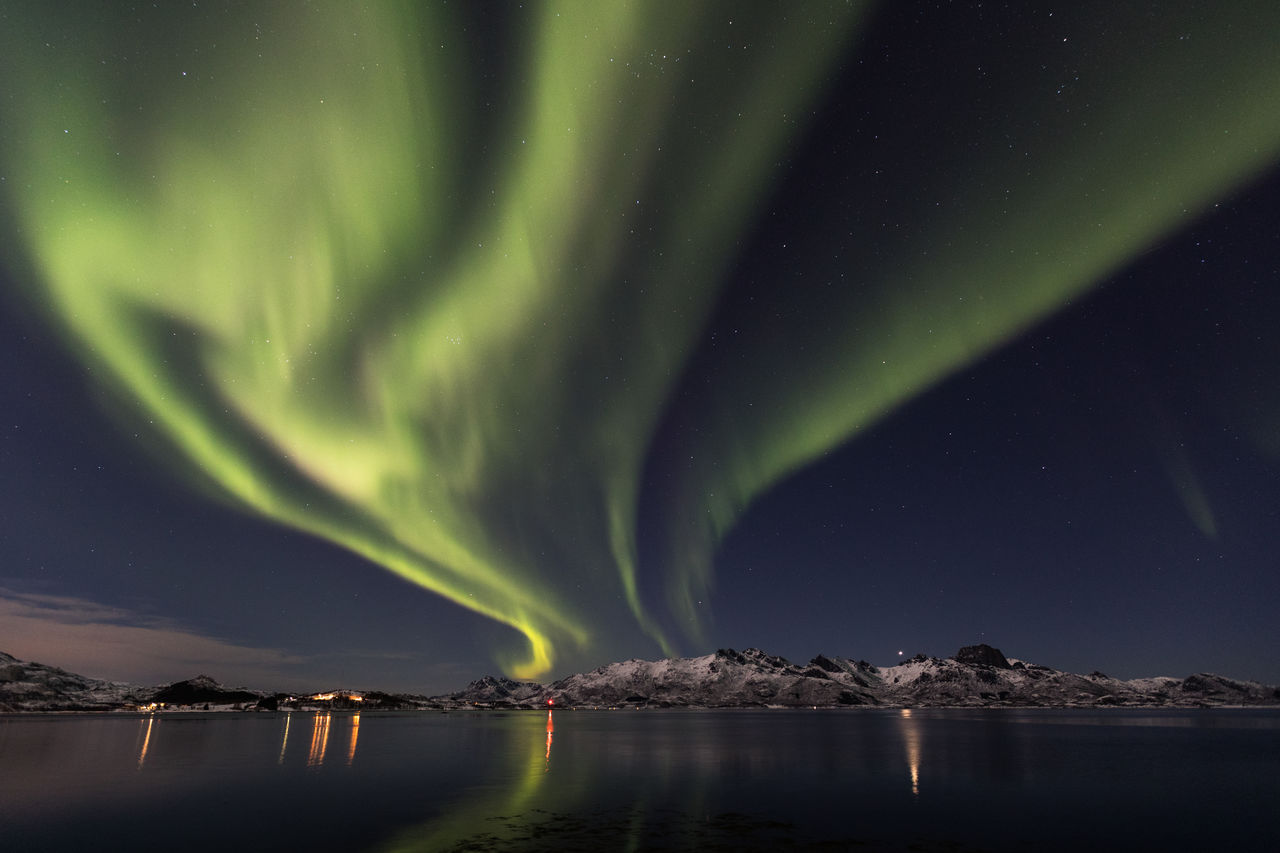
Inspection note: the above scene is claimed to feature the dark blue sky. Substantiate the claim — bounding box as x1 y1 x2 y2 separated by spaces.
703 172 1280 678
2 2 1277 693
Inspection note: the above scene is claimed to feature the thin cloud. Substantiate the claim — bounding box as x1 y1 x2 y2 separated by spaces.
0 587 309 688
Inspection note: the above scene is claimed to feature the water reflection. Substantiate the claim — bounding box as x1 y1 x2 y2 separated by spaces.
136 714 155 770
347 713 360 766
6 710 1277 852
376 712 556 851
278 712 292 765
377 710 941 851
899 708 922 796
276 711 362 768
307 713 331 767
545 710 554 773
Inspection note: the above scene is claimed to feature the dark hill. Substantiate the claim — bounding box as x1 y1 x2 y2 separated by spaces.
152 675 260 705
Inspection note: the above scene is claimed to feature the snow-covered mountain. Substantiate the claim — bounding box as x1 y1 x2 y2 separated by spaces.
0 653 282 712
436 674 545 706
0 652 423 712
0 650 151 712
4 644 1278 711
542 647 879 708
443 644 1280 709
870 647 1279 708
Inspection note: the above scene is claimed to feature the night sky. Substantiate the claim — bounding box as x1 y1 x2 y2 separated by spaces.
1 1 1277 694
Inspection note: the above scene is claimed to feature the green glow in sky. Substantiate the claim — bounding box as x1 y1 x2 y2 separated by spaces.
2 2 1278 676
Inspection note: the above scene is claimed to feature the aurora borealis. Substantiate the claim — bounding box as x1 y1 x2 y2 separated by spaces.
2 1 1279 690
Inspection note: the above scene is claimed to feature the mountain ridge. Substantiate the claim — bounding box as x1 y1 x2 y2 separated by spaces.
3 644 1278 712
439 643 1280 709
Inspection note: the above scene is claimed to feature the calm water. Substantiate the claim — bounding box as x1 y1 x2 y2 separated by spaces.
2 708 1278 851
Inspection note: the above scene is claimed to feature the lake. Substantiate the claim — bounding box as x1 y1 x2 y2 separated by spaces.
2 708 1278 851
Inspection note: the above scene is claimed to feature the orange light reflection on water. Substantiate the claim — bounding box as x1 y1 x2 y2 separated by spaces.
137 714 155 770
308 713 331 767
544 710 554 773
347 713 360 766
899 708 921 796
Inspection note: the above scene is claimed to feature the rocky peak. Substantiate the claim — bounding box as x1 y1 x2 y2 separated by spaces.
446 674 544 704
953 644 1012 669
716 647 793 669
809 654 841 673
465 675 540 697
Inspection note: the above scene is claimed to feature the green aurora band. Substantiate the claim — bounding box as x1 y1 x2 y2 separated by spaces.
2 1 1278 676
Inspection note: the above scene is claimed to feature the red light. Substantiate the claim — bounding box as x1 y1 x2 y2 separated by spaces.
547 698 554 706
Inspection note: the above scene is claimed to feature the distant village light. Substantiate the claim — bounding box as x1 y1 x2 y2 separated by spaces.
309 691 364 703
